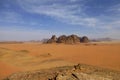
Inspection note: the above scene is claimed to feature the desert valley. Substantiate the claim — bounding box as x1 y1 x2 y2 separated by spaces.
0 35 120 80
1 0 120 80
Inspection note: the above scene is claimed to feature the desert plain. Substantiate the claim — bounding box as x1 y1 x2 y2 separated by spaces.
0 42 120 79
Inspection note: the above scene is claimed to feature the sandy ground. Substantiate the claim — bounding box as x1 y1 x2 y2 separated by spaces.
0 61 21 79
0 42 120 79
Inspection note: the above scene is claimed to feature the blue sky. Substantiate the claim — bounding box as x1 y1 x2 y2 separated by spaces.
0 0 120 41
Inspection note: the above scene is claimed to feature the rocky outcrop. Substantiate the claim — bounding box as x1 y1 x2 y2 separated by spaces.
47 34 89 44
3 64 120 80
80 36 89 43
66 35 80 44
56 72 112 80
57 35 80 44
57 35 67 43
47 35 57 43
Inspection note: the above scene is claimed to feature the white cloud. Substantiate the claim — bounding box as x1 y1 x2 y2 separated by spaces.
0 11 41 26
17 0 98 27
108 4 120 12
16 0 120 39
0 0 120 40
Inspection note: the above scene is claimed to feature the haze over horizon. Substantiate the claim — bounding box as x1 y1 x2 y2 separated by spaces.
0 0 120 41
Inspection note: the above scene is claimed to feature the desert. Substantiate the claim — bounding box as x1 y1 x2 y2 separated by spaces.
1 0 120 79
0 41 120 79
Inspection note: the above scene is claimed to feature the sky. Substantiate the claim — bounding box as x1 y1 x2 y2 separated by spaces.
0 0 120 41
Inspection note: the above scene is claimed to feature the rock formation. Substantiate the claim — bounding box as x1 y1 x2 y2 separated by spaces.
47 35 57 43
56 34 80 44
47 34 89 44
65 35 80 44
3 64 120 80
80 36 89 43
57 35 67 43
70 34 80 43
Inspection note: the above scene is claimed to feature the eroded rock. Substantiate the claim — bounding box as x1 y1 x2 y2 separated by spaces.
47 34 88 44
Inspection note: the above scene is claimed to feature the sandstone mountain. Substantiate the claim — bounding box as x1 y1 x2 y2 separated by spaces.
57 35 67 43
80 36 89 43
47 35 57 43
47 34 89 44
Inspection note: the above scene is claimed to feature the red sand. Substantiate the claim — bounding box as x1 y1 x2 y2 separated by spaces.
0 43 120 79
0 61 21 79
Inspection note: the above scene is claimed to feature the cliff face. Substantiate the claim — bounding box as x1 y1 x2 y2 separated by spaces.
47 34 89 44
3 64 120 80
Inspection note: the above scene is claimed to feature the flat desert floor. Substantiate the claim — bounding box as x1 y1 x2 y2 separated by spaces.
0 42 120 79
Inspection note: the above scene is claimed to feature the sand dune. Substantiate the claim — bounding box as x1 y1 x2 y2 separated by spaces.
0 42 120 79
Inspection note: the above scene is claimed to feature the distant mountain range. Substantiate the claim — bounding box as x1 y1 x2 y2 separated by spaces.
90 37 115 42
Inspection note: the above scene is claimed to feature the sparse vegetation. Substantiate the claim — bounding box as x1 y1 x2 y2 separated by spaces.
19 50 29 53
39 53 52 57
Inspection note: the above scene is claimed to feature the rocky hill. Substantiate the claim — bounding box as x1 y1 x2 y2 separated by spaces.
3 64 120 80
47 34 89 44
